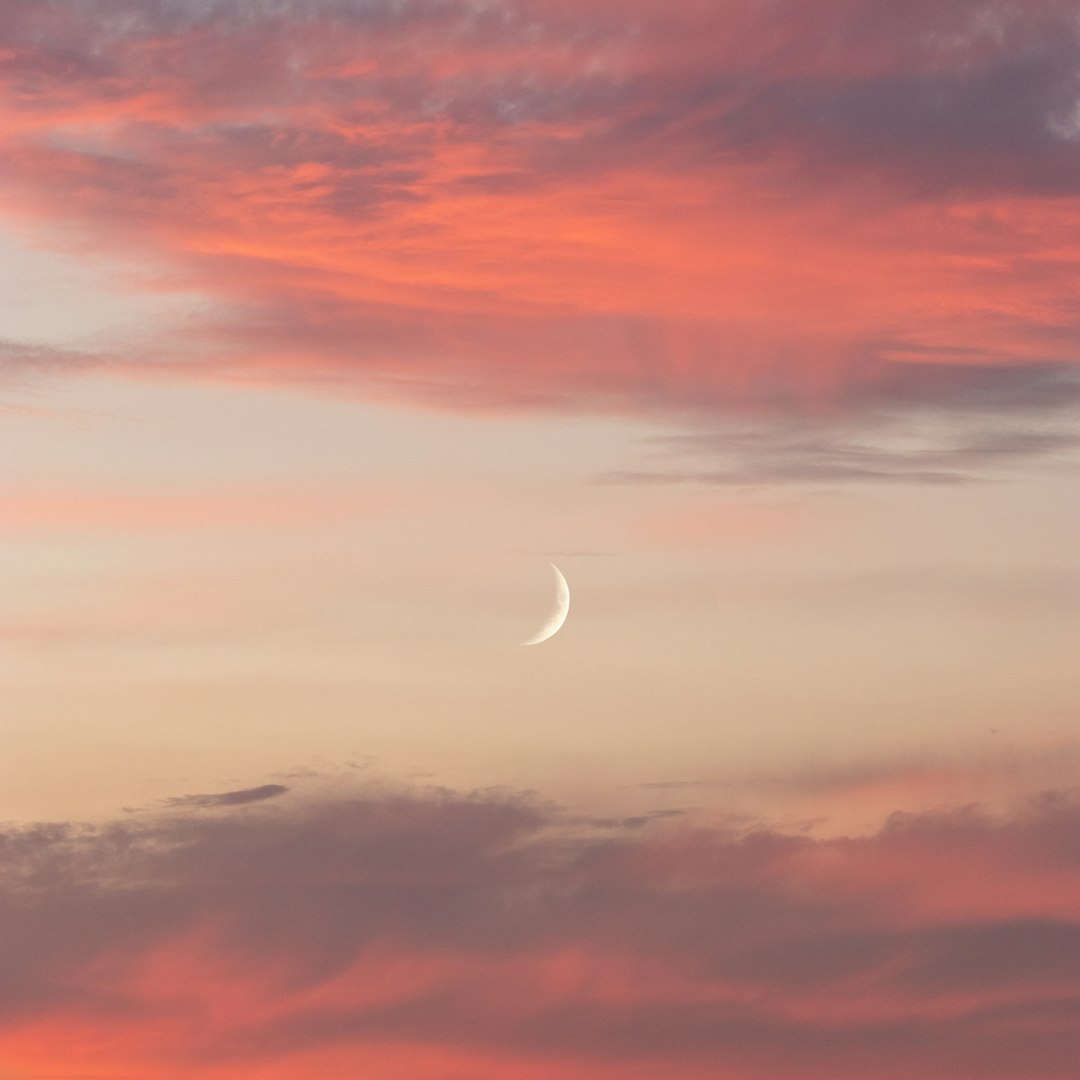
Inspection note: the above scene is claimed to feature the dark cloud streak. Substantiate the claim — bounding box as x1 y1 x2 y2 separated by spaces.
162 783 290 809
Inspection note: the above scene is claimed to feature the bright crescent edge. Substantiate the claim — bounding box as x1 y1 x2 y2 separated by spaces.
520 562 571 646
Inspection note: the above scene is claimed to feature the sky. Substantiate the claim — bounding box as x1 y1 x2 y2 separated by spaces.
0 0 1078 1076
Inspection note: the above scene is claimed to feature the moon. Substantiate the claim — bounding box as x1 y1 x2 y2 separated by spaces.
521 563 570 646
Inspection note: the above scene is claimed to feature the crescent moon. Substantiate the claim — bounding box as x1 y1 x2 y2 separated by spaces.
521 563 570 646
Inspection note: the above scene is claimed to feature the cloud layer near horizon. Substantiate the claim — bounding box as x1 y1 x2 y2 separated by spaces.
1 776 1079 1079
1 0 1079 447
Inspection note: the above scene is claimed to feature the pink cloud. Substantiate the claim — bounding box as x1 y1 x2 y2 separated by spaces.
0 775 1078 1078
0 0 1077 463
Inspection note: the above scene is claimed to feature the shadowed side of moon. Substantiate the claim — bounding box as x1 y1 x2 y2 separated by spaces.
521 563 570 646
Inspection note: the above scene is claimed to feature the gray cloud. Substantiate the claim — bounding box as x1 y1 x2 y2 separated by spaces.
0 339 101 381
706 47 1080 197
595 360 1080 485
597 430 1079 486
162 783 290 809
834 359 1080 414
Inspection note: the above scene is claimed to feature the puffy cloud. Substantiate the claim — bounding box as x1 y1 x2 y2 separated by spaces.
0 776 1078 1077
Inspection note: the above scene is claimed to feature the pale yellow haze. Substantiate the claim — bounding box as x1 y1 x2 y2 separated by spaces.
0 233 1077 823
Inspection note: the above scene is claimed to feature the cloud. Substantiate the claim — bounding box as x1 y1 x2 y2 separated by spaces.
0 0 1079 441
0 339 101 381
598 425 1079 486
634 746 1080 838
699 28 1080 197
594 360 1080 484
161 783 290 809
0 774 1078 1077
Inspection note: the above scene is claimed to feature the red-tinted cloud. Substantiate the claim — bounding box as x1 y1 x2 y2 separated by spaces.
1 0 1079 455
1 776 1078 1078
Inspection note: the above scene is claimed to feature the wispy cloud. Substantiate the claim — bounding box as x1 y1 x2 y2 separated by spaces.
161 783 289 809
0 0 1078 442
595 360 1080 485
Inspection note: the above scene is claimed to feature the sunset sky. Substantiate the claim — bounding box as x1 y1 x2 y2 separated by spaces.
1 1 1079 1077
